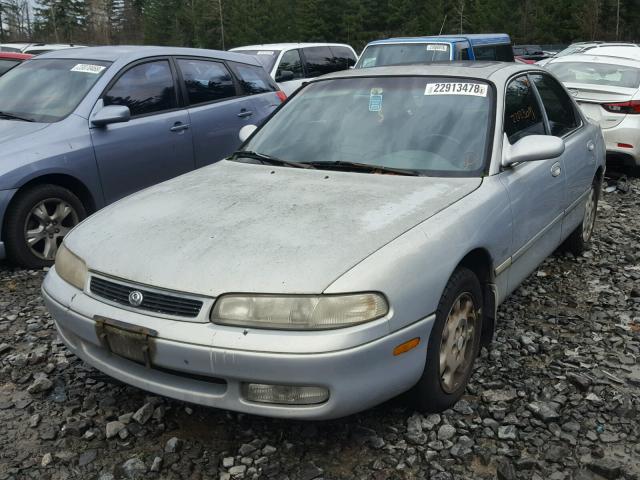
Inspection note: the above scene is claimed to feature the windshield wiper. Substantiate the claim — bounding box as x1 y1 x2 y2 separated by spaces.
306 160 421 176
0 111 35 122
231 150 315 169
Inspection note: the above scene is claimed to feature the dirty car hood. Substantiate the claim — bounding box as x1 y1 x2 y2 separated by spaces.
66 161 482 296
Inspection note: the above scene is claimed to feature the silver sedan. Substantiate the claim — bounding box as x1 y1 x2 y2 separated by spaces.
43 63 605 419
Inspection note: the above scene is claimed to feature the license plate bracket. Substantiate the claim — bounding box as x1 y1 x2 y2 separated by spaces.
95 316 158 367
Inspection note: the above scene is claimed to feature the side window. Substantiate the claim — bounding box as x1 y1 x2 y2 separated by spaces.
504 75 546 143
495 44 515 62
277 49 304 81
104 60 177 117
473 45 496 60
229 62 277 95
302 46 334 77
456 43 471 60
177 59 235 105
328 46 357 70
531 74 579 137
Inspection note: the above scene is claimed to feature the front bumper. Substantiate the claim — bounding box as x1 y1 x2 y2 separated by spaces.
43 269 434 419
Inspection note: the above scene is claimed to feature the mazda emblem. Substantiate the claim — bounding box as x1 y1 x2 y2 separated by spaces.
128 290 144 307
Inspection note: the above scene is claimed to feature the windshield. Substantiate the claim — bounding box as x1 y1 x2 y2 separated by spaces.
357 43 451 68
234 50 280 72
0 58 111 122
242 76 493 177
548 61 640 88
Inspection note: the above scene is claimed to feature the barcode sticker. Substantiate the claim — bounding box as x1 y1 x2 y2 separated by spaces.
425 82 488 97
71 64 106 74
427 44 449 52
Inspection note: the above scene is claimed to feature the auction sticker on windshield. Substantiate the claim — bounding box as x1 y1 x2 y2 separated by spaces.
70 64 106 74
425 82 488 97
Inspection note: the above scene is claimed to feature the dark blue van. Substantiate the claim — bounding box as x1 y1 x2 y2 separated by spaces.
355 34 514 68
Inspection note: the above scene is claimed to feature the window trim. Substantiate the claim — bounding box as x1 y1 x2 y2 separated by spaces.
99 56 183 120
173 56 241 109
528 72 584 139
502 72 549 146
276 48 305 81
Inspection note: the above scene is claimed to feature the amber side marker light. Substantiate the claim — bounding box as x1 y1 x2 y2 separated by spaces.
393 337 420 356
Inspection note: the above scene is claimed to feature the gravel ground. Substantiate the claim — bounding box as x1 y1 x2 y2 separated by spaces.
1 173 639 480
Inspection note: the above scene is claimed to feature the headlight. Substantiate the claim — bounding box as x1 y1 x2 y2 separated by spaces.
55 243 87 290
211 293 388 330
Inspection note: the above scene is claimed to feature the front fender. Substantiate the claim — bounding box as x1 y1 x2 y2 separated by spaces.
325 176 512 333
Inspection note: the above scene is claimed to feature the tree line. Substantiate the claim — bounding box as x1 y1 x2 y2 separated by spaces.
1 0 638 51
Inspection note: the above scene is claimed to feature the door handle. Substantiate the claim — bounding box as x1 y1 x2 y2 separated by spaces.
587 141 595 151
170 122 190 132
551 162 561 177
237 110 254 118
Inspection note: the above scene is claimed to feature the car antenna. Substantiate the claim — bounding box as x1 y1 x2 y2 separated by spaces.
439 14 447 35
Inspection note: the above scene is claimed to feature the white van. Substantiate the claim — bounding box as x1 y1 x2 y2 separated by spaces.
230 43 358 96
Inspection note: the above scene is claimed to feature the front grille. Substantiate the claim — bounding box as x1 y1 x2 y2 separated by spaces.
90 276 203 318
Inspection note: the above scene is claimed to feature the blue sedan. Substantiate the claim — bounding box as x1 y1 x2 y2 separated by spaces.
0 46 284 267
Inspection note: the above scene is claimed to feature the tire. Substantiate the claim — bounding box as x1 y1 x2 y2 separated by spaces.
412 267 483 412
4 184 86 268
562 178 599 256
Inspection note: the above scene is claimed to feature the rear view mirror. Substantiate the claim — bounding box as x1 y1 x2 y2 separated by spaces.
502 134 565 167
276 70 294 82
239 124 257 143
91 105 131 127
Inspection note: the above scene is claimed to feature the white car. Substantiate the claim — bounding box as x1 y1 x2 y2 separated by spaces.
537 42 639 66
547 54 640 166
230 43 357 96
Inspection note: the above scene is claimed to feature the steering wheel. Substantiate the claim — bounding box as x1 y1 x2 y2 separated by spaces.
420 134 479 170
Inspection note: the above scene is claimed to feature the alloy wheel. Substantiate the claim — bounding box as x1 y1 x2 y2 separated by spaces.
439 292 478 394
23 198 79 261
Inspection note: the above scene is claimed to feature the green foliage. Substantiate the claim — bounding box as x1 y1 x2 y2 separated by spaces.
26 0 640 49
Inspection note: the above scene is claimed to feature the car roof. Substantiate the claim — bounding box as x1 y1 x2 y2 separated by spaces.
32 45 263 65
314 61 534 82
0 52 33 60
548 53 640 67
367 34 510 47
230 43 353 50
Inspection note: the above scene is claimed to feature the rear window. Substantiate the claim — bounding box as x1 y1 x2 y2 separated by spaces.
229 62 277 94
233 50 280 72
357 43 451 68
0 59 20 76
548 61 640 88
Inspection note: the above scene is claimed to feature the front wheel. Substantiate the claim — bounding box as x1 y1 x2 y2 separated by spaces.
412 267 482 412
562 179 599 256
4 184 86 268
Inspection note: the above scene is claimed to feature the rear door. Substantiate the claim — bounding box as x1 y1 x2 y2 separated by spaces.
90 58 194 204
228 61 281 124
175 57 256 168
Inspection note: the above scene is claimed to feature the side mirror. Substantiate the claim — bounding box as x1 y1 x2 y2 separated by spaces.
91 105 131 127
239 124 257 143
502 134 565 167
276 70 294 82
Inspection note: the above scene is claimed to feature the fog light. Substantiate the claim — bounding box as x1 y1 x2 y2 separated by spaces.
243 383 329 405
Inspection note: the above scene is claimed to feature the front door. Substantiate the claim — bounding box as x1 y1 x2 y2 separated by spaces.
90 59 194 204
499 75 566 292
